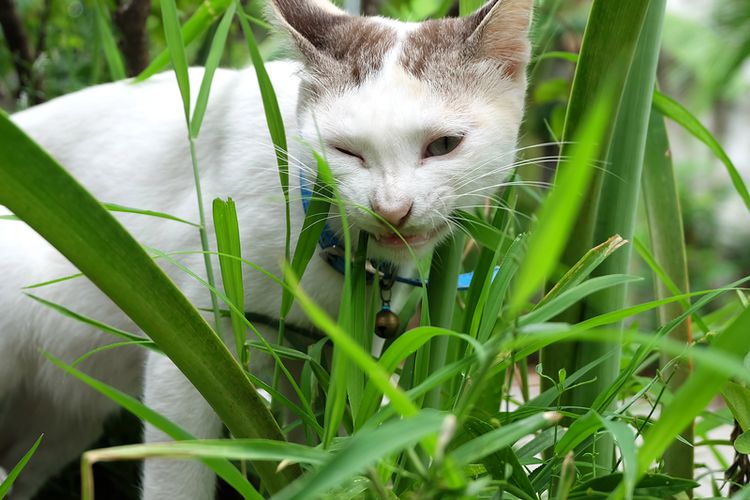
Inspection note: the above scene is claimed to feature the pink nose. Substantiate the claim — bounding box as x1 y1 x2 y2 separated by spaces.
373 201 413 228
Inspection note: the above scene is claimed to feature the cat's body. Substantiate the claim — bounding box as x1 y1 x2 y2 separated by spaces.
0 0 531 497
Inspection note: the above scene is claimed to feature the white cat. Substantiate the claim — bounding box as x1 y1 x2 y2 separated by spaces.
0 0 531 497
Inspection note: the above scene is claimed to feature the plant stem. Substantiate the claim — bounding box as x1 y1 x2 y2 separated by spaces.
189 138 224 336
425 234 465 409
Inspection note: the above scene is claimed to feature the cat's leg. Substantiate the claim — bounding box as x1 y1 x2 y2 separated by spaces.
141 352 222 500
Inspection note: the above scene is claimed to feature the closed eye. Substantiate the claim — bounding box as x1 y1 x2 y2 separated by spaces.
423 135 463 159
333 146 364 162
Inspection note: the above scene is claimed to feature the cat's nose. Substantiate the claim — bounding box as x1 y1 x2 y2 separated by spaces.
372 201 413 228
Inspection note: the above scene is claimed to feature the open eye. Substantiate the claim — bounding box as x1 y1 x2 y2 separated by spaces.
333 146 364 162
424 135 463 158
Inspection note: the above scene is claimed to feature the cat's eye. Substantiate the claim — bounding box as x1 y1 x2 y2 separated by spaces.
334 146 364 162
424 135 463 158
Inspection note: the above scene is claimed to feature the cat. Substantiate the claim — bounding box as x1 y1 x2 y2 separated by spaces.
0 0 532 497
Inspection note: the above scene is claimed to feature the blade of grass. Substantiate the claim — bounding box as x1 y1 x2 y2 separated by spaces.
652 90 750 213
44 353 261 499
161 0 224 335
641 107 695 479
452 412 561 466
137 0 234 81
0 435 43 498
509 93 613 316
213 197 247 364
190 2 236 138
611 304 750 499
274 411 448 500
92 0 126 80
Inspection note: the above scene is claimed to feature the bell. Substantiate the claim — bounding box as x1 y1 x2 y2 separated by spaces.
375 307 400 339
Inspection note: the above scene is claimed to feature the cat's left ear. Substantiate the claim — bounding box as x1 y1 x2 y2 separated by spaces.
266 0 349 64
465 0 533 78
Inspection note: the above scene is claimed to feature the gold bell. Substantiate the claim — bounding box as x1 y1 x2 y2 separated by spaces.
375 307 400 339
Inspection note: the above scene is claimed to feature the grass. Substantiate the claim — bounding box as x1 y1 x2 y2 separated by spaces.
1 0 750 498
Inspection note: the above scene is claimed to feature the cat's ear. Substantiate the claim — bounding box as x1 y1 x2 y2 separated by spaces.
267 0 349 64
465 0 533 78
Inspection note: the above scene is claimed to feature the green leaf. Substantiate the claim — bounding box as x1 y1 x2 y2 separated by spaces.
600 419 637 500
160 0 192 122
0 435 43 498
45 353 260 499
92 0 126 80
274 411 447 500
509 95 613 316
616 304 750 498
652 90 750 214
103 202 200 226
25 293 155 347
83 439 327 465
137 0 234 81
452 412 560 466
736 431 750 454
283 266 419 420
190 2 237 138
520 275 642 327
213 197 246 364
723 381 750 432
281 166 333 320
570 473 698 499
537 235 627 309
0 112 296 491
554 410 602 455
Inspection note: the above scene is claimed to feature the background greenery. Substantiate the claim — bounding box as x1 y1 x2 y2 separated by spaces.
1 0 750 498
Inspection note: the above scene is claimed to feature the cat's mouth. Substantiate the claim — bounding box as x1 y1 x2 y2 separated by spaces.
370 226 446 249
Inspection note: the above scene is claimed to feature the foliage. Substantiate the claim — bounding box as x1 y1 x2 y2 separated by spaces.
1 0 750 498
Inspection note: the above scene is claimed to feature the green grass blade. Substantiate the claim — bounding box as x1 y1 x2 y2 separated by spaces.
600 418 637 500
509 96 612 316
92 0 126 80
283 266 419 420
451 412 560 466
641 105 696 480
274 411 447 500
137 0 233 81
357 327 483 428
213 197 247 364
238 10 290 258
0 114 296 491
612 304 750 499
0 435 43 498
160 0 191 122
83 439 327 465
519 275 642 327
190 2 236 138
537 235 626 309
44 353 260 499
281 166 333 319
103 202 200 227
652 90 750 213
25 293 154 346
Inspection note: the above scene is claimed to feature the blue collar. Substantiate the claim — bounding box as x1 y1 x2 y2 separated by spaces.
299 169 488 290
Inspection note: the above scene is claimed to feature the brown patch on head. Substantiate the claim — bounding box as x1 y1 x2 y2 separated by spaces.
399 0 532 90
270 0 397 89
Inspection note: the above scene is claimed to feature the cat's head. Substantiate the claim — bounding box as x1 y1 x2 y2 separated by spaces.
270 0 532 263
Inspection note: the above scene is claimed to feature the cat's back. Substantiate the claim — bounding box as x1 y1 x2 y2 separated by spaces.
1 60 304 340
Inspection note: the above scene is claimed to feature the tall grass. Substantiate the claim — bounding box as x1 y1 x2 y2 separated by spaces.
1 0 750 498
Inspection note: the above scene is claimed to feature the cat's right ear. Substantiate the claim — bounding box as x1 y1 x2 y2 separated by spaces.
267 0 349 64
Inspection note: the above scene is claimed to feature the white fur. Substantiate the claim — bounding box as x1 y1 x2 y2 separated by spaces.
0 20 526 500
